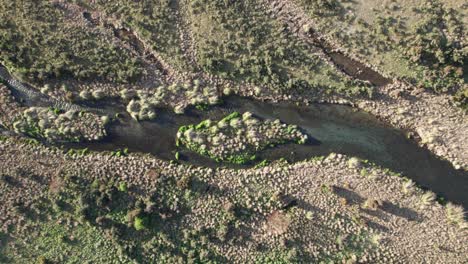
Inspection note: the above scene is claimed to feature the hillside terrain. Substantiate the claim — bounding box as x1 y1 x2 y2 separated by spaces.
0 0 466 263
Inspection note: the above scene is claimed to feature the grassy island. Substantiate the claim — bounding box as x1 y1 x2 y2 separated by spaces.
177 111 308 164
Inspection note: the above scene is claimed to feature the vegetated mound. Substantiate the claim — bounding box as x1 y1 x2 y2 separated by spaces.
177 111 308 164
12 107 107 142
1 82 107 142
121 79 220 121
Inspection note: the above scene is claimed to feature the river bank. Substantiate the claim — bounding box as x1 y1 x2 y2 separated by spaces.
257 0 467 171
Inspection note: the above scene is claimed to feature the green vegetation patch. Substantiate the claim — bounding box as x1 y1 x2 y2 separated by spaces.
12 107 106 142
188 0 370 96
296 0 466 107
86 0 191 72
0 1 143 84
122 80 219 120
8 221 128 264
177 111 308 164
2 169 230 263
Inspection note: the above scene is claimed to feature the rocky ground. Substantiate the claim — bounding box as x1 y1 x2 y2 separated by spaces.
0 84 23 129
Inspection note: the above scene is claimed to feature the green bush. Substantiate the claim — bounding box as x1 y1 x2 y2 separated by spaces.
118 182 128 192
134 216 148 231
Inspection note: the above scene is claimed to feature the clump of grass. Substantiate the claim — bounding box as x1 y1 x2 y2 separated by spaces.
126 99 157 121
347 157 361 169
91 89 105 100
359 168 368 177
446 203 466 228
420 191 436 208
111 148 128 157
402 179 415 194
321 184 331 194
120 89 137 100
79 90 93 100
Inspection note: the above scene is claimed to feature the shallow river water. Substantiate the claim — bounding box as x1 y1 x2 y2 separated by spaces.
64 96 468 206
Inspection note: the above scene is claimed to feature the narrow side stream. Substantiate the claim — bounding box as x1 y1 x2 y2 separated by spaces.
63 96 467 206
328 52 391 86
